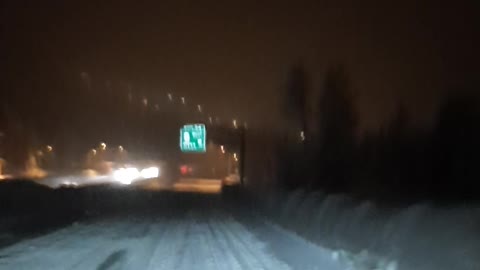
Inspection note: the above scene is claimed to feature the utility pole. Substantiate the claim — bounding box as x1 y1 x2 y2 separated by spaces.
239 126 246 186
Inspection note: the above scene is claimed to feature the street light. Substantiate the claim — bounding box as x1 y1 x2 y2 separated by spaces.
220 145 225 154
233 119 238 129
100 142 106 150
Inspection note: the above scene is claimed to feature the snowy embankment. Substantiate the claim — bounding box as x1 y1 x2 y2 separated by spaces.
0 180 85 248
260 190 480 270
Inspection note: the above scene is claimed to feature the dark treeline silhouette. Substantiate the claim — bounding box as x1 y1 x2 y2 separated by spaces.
277 65 480 203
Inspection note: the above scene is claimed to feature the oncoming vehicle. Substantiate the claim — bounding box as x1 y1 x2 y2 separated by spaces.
112 160 175 186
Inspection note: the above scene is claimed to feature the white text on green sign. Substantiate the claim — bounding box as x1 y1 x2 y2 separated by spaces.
180 124 206 153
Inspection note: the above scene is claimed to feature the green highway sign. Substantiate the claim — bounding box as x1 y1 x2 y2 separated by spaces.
180 124 207 153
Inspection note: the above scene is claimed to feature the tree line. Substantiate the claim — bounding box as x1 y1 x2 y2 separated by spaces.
276 64 480 203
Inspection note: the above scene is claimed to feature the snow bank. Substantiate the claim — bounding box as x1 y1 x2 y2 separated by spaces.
261 190 480 270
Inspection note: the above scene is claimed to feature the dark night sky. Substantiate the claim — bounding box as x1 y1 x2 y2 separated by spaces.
3 0 479 132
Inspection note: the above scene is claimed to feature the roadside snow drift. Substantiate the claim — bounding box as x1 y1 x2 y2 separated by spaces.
261 190 480 270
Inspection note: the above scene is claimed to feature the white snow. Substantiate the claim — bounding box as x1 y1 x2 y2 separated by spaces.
3 188 477 270
0 205 345 270
260 190 480 270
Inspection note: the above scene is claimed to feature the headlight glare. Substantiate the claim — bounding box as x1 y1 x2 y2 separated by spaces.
140 167 159 179
113 167 140 184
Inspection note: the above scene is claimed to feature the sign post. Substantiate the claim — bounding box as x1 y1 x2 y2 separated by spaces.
180 124 206 153
239 126 245 186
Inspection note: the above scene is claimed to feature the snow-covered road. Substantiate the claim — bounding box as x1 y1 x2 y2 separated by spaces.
0 195 345 270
